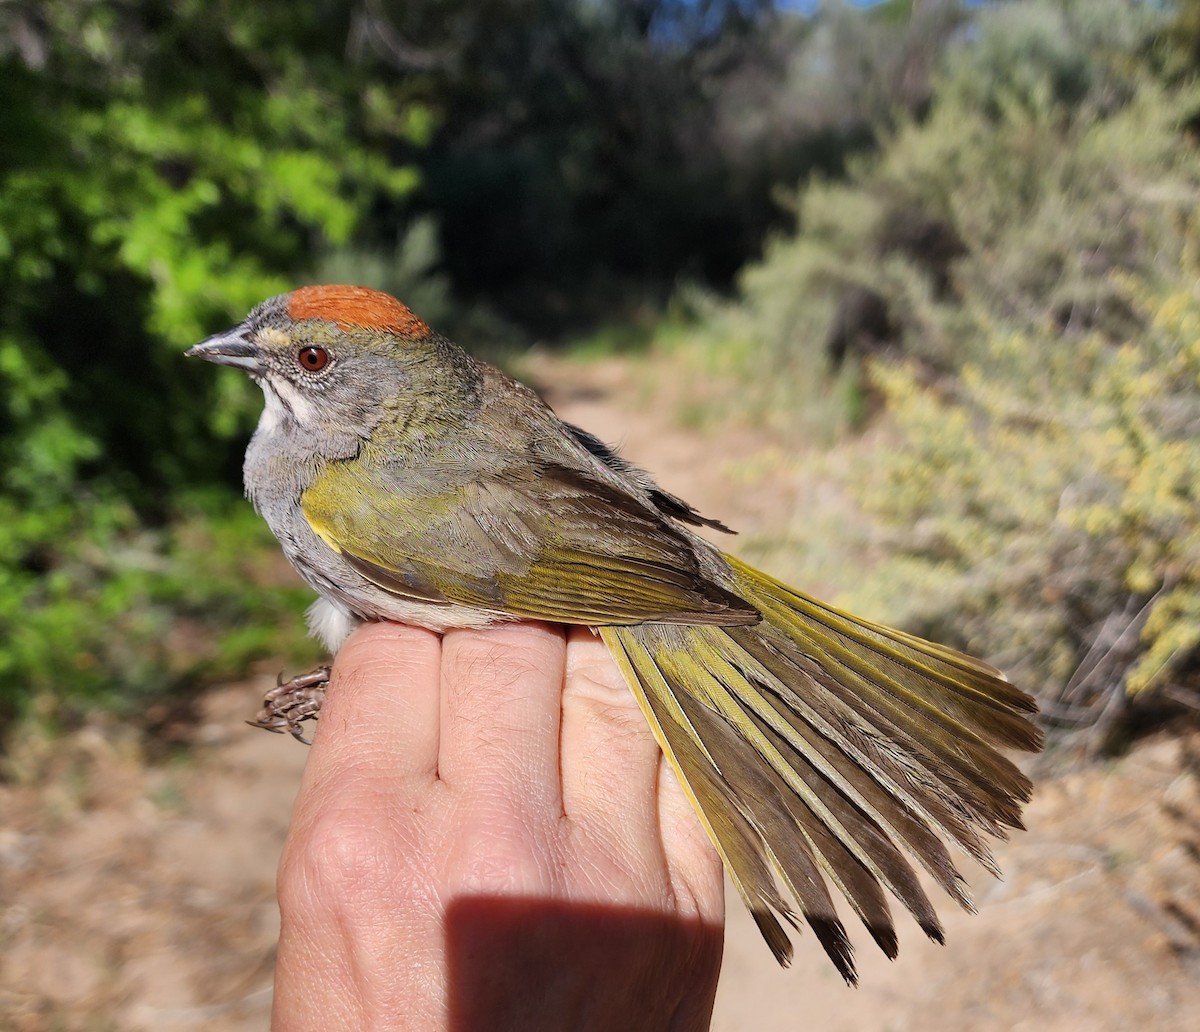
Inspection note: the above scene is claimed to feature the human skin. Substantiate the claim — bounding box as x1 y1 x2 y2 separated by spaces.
272 621 726 1031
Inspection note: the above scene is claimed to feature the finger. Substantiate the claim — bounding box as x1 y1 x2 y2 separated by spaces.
655 753 725 922
277 622 448 1030
559 627 664 857
305 621 443 785
437 622 566 815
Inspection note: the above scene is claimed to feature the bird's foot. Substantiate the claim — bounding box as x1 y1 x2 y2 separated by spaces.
249 665 331 745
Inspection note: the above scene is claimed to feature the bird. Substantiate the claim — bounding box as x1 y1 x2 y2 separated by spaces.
187 284 1042 983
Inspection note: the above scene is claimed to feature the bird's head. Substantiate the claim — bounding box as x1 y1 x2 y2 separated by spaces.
187 285 479 448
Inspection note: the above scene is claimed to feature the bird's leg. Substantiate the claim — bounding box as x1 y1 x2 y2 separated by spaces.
248 666 331 745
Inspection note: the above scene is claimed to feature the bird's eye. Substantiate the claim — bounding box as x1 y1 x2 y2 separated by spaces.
297 346 330 372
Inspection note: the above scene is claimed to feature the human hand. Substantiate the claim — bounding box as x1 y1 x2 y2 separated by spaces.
272 621 725 1031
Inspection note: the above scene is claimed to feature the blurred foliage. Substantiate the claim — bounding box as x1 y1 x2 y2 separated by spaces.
6 0 1199 747
856 276 1200 740
316 217 523 361
387 0 785 323
703 0 1200 735
0 0 419 730
369 0 971 327
704 0 1190 416
0 492 321 725
2 0 978 736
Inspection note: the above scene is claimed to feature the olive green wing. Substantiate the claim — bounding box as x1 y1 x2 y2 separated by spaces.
300 457 757 627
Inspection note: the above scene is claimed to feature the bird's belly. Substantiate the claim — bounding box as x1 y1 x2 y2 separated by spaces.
305 594 507 651
296 554 510 648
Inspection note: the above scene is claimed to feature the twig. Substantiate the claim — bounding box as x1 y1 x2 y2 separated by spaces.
1060 587 1166 710
1164 685 1200 713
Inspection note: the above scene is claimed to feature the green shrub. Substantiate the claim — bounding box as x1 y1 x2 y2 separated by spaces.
696 0 1187 426
0 0 421 732
851 272 1200 722
687 0 1200 730
0 487 321 726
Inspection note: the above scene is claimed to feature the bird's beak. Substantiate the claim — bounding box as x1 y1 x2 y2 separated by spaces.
186 325 264 375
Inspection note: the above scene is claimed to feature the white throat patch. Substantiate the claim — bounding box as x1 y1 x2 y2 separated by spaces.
257 376 320 434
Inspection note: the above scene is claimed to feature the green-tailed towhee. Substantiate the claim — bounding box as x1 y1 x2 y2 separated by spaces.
187 284 1041 983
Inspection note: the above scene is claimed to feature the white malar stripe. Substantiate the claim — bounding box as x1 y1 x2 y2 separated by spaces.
256 376 321 434
257 383 289 434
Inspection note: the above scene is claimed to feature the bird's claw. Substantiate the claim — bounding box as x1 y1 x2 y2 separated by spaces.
248 665 331 746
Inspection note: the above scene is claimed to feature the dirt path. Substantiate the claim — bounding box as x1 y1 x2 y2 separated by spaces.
3 353 1199 1030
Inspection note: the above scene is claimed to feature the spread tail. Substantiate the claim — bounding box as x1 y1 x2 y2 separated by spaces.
600 555 1042 984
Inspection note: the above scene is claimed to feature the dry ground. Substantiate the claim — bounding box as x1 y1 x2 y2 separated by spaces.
3 353 1199 1030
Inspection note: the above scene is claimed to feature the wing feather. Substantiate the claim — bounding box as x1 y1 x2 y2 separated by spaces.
300 455 757 627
